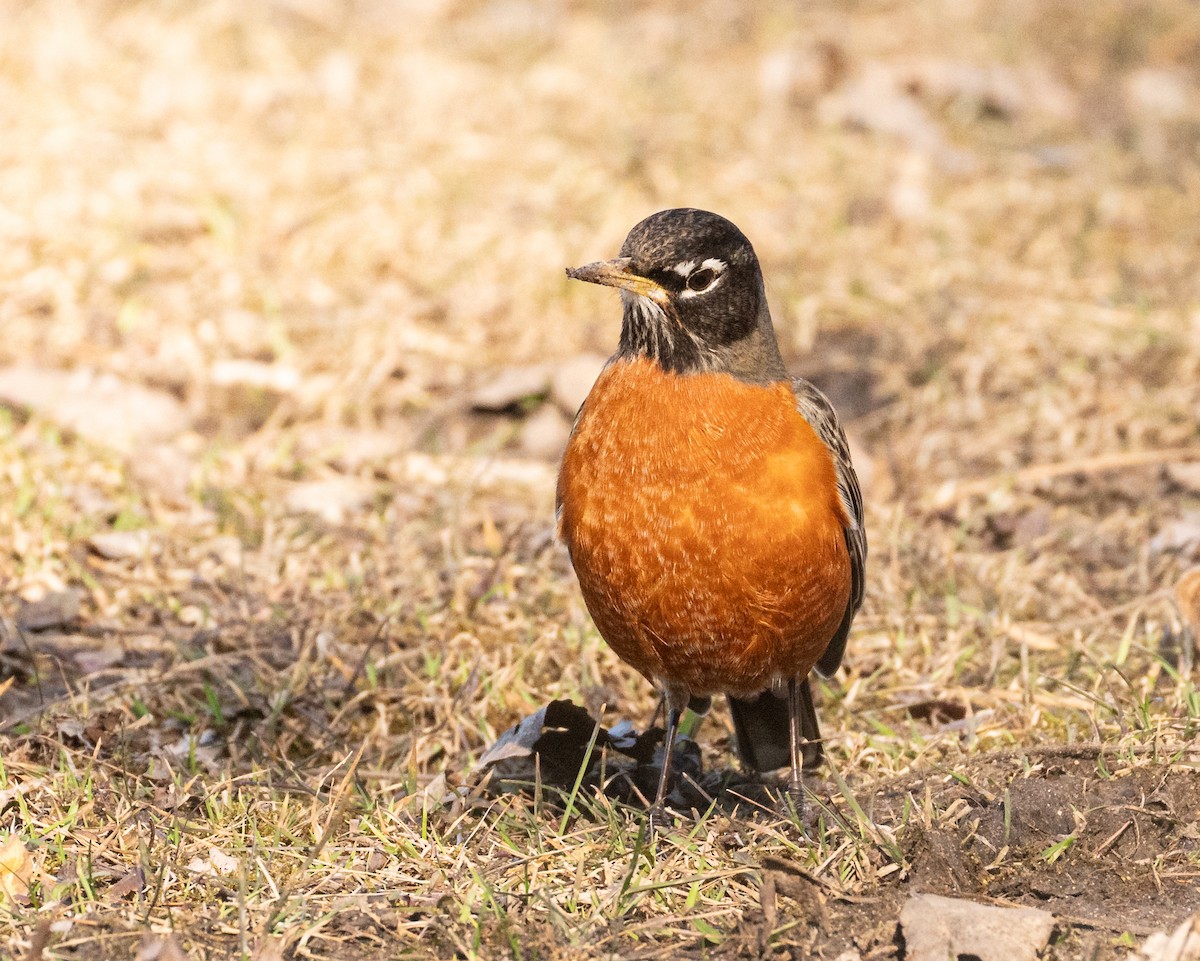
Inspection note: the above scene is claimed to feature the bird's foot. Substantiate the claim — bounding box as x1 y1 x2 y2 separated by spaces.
777 781 819 835
648 802 675 839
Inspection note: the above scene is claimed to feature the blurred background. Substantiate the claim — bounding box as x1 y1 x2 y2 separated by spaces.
1 0 1197 489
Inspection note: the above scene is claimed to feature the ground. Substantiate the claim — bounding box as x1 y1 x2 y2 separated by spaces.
1 0 1200 958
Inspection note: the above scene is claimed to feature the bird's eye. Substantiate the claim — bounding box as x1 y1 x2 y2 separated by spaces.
687 268 717 292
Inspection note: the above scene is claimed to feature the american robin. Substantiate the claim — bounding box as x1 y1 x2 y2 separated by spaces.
556 208 866 824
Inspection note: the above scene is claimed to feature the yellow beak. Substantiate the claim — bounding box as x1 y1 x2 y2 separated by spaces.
566 258 669 304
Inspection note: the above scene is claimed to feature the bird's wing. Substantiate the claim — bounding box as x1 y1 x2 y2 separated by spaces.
791 377 866 677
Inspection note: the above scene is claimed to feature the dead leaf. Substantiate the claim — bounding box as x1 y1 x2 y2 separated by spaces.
0 833 33 904
477 699 606 785
477 699 703 809
1005 623 1058 652
0 366 189 453
186 846 238 877
106 867 145 901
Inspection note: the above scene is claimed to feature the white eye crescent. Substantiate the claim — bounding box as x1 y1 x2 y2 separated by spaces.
680 258 726 297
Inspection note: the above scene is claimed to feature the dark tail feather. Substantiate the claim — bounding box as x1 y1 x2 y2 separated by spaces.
728 678 823 772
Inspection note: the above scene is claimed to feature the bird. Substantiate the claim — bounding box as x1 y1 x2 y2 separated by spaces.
556 208 866 826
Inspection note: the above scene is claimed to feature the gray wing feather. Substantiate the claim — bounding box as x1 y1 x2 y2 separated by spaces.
791 378 866 677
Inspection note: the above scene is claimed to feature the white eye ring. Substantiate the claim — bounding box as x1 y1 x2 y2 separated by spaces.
679 258 726 298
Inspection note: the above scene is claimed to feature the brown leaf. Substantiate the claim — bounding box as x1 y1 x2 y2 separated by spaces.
0 834 33 904
105 867 145 901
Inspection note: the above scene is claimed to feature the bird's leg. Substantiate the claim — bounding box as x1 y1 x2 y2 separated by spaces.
786 677 806 816
647 695 666 730
649 703 682 833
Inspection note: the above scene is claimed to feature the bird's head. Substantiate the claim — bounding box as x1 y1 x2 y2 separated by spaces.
567 208 786 382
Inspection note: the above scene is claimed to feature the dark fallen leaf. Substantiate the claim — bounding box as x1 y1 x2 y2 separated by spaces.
477 699 703 810
904 697 968 724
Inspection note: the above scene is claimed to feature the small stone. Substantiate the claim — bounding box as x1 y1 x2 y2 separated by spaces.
1125 68 1192 122
899 894 1054 961
284 478 376 524
128 444 195 506
1166 462 1200 494
1150 515 1200 559
518 404 572 460
88 530 153 561
16 590 82 631
550 353 607 417
295 427 407 473
1138 910 1200 961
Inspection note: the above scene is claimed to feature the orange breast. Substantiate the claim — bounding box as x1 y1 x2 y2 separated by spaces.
557 356 851 698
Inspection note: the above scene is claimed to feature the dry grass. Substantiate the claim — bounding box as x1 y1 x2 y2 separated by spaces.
2 0 1200 958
